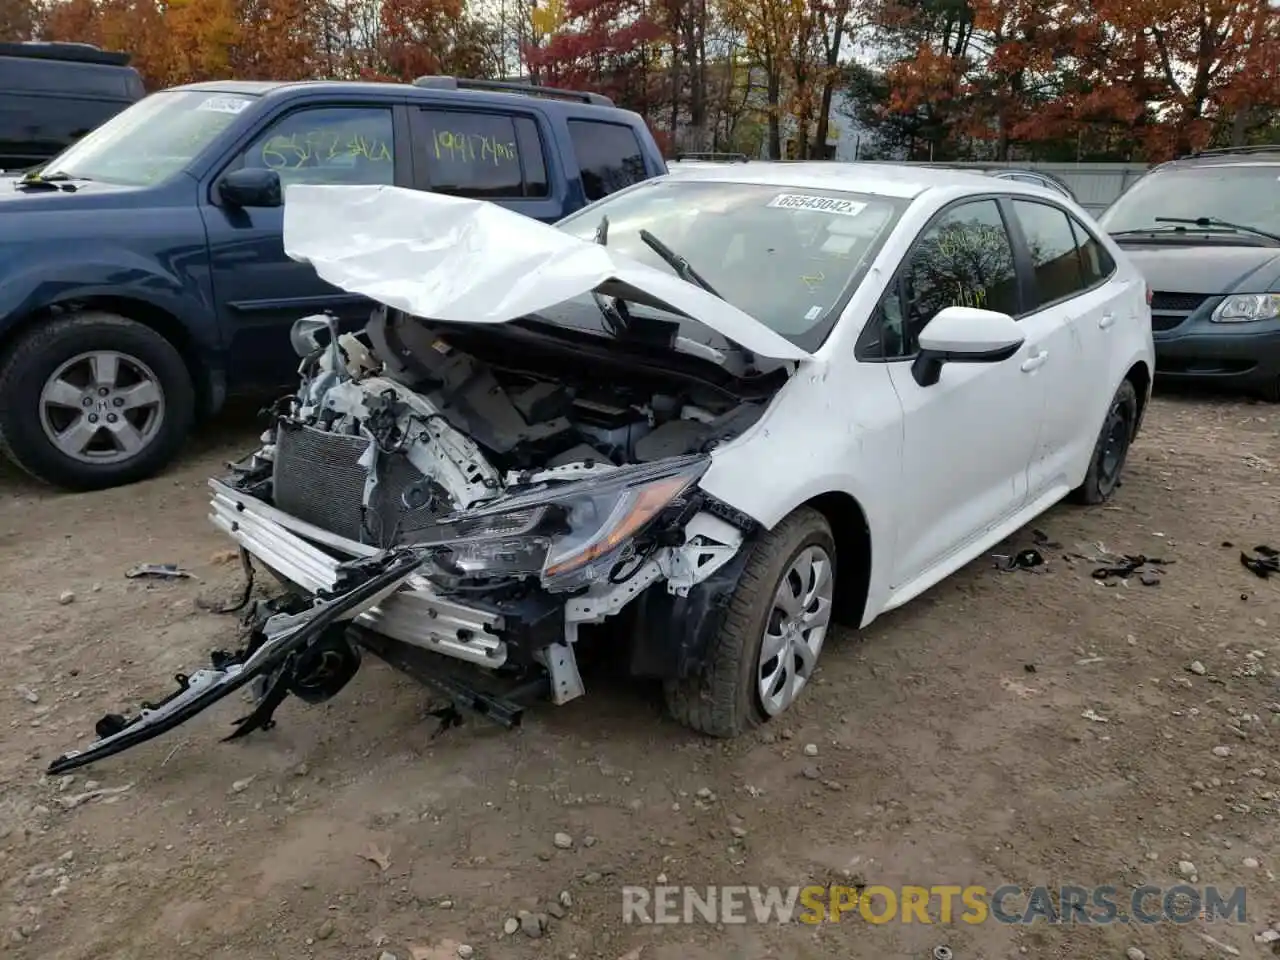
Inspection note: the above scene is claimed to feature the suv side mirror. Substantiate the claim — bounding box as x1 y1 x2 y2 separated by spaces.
913 306 1024 387
219 168 282 208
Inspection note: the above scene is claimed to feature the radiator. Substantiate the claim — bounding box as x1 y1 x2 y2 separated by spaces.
272 420 452 548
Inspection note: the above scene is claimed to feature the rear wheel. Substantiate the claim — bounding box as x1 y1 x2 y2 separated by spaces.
664 507 836 737
1068 379 1138 505
0 312 195 491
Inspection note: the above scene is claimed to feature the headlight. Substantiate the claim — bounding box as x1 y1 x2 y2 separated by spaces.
412 455 709 590
1211 293 1280 323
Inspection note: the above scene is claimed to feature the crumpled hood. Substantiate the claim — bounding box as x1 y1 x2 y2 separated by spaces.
281 183 814 363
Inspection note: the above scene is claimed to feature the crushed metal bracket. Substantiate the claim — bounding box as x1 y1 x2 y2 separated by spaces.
354 627 541 729
541 631 585 705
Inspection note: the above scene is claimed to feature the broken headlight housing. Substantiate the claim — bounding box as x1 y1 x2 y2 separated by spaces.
414 455 709 591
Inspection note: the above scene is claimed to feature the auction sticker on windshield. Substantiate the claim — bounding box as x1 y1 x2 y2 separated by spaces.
197 96 253 114
768 193 867 217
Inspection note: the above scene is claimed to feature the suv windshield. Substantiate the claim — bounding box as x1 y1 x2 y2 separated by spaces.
556 179 908 348
1100 165 1280 240
34 90 258 186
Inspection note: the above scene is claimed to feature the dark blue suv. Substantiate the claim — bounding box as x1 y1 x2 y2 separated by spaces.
0 76 666 491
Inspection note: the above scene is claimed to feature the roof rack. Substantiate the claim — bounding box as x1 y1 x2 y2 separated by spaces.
675 152 749 162
1186 144 1280 159
411 76 614 107
0 40 131 67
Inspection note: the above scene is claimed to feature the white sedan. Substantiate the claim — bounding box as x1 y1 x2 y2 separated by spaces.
49 162 1155 774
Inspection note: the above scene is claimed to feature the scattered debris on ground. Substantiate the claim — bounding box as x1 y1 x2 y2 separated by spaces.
0 395 1276 960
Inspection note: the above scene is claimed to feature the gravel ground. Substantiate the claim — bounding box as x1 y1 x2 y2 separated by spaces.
1 393 1278 960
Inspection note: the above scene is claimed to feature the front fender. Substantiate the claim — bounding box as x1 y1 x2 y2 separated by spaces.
0 242 221 355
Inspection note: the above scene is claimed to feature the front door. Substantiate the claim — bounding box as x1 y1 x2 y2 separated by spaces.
199 103 407 387
872 198 1047 589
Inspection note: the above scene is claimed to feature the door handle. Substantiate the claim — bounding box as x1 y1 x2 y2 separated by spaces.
1099 312 1116 329
1020 350 1048 372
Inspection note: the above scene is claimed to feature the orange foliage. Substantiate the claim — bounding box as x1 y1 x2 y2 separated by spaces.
32 0 490 89
874 0 1280 160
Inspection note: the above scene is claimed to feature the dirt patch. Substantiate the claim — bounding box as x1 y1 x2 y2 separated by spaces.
1 394 1278 960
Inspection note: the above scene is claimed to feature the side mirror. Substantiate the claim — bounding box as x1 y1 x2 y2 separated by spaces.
218 167 282 208
912 306 1024 387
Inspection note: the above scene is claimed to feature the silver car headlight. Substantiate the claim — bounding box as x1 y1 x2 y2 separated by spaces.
412 455 710 591
1211 293 1280 323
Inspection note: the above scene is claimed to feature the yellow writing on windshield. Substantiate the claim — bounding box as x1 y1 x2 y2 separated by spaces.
800 270 826 291
261 130 392 170
431 128 517 166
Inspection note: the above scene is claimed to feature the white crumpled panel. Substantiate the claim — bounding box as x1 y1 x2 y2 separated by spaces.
281 183 813 362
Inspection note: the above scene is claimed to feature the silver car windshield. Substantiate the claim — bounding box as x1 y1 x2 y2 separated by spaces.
1100 166 1280 237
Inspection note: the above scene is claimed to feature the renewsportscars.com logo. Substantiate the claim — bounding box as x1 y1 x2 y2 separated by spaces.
621 884 1248 925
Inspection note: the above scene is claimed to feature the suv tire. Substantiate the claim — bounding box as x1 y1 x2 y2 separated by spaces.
664 507 837 737
0 312 195 490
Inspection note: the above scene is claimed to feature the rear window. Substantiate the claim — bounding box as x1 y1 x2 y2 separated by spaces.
567 119 648 201
417 109 548 199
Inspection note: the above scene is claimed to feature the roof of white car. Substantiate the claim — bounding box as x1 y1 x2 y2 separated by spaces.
660 160 999 200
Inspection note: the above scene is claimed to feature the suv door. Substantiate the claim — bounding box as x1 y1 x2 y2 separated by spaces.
408 107 563 222
1005 198 1124 498
859 197 1046 589
199 101 413 386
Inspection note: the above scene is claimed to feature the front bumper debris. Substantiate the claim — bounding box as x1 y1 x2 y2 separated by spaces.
209 480 508 667
46 550 424 775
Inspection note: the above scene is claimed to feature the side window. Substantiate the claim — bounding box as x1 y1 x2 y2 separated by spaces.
1011 200 1091 309
567 119 647 201
1068 215 1116 287
239 106 394 186
418 110 548 199
873 199 1019 359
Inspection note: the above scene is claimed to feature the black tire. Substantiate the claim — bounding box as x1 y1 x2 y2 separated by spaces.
663 506 836 738
1258 376 1280 404
0 312 195 491
1068 379 1138 505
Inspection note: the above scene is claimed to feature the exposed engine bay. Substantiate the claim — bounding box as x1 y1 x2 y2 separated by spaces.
237 306 778 556
48 305 789 775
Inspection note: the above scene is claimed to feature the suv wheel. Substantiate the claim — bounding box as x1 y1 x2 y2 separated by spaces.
0 312 195 490
664 507 836 737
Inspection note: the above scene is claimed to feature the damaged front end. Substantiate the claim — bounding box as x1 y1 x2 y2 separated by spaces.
50 306 772 774
47 184 816 774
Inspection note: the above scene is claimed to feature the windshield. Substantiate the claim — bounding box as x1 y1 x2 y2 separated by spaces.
1099 166 1280 240
36 90 258 187
555 179 909 348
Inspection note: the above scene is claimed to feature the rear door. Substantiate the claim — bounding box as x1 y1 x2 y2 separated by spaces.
200 99 414 386
1004 198 1127 498
407 106 564 222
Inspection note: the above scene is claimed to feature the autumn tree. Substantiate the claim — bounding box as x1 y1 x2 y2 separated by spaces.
0 0 34 41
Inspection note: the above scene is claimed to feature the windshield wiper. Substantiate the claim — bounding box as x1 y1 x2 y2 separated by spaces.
15 170 94 191
1153 216 1280 245
590 214 631 336
639 229 723 299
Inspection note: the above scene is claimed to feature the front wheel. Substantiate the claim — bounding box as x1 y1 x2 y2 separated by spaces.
0 312 195 491
1068 379 1138 505
664 507 837 737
